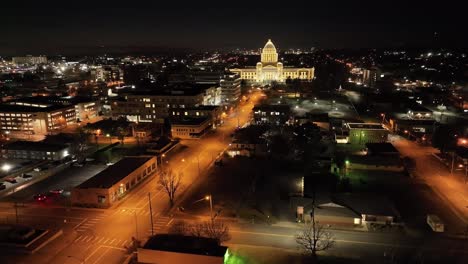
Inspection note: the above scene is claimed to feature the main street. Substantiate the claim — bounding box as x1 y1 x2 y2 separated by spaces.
391 134 468 233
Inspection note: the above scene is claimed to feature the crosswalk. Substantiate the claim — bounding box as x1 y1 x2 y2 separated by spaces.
147 214 173 235
75 215 106 232
73 234 132 248
114 208 153 217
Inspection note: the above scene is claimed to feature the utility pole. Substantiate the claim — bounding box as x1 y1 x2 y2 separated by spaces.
134 211 138 240
451 152 455 176
148 193 154 236
14 202 18 224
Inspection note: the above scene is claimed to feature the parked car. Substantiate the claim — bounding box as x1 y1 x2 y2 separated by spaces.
0 183 6 190
21 173 33 179
72 162 84 167
4 177 17 184
34 167 42 172
33 194 47 201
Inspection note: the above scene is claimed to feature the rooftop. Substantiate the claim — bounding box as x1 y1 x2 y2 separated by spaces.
365 143 399 154
184 105 220 111
0 103 72 113
76 156 154 189
143 234 227 257
347 123 385 130
170 117 210 126
2 141 67 152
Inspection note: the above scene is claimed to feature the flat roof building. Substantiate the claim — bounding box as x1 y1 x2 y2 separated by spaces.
138 234 228 264
170 117 212 139
346 123 388 146
1 141 70 161
71 156 157 208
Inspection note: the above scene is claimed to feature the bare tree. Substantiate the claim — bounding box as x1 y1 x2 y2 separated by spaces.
167 220 231 245
295 193 335 258
198 221 231 245
296 220 335 258
158 169 183 207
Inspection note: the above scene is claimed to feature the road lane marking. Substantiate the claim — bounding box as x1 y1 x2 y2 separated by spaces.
121 240 128 247
98 237 105 243
109 238 116 245
74 217 88 230
74 236 84 243
103 238 110 244
166 218 174 226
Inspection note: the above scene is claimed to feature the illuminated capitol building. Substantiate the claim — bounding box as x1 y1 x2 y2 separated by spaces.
231 39 314 84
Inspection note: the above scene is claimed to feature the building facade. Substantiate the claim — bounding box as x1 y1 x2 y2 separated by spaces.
220 73 241 105
0 104 76 138
12 56 47 65
170 117 212 139
72 156 157 208
1 141 70 161
346 123 389 146
112 90 205 123
230 39 314 84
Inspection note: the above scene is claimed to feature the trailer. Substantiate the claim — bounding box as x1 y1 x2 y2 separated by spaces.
427 214 444 232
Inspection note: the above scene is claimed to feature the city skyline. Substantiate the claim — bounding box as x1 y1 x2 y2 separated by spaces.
2 1 467 56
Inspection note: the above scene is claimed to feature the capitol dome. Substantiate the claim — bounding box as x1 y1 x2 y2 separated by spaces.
263 39 276 52
261 39 278 64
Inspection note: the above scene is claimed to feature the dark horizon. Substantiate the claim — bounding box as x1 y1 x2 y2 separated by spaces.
2 1 467 56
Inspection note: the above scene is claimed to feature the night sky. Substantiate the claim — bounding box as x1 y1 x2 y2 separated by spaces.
2 1 466 55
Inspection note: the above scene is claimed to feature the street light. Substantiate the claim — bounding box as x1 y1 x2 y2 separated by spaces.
205 195 213 222
1 164 12 172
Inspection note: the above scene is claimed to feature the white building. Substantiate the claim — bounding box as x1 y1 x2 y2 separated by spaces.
231 39 314 84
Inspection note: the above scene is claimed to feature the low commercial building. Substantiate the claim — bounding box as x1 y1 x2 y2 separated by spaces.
170 117 212 139
253 104 291 125
346 123 388 145
71 156 157 208
138 234 228 264
1 141 70 160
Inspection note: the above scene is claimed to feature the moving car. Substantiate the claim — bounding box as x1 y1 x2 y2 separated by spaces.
49 189 64 195
72 162 84 167
33 194 47 201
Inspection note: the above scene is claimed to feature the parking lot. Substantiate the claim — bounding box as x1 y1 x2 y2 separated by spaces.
1 163 106 205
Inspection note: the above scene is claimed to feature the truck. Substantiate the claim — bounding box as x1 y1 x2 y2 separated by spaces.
427 214 444 232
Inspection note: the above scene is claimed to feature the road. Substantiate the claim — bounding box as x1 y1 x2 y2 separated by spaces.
391 134 468 233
